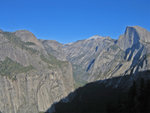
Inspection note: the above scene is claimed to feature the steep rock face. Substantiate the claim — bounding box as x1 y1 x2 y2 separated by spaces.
88 26 150 82
0 31 74 113
40 40 66 61
88 44 124 81
63 36 115 83
62 35 122 82
115 26 150 75
117 26 150 51
117 26 140 50
64 35 114 68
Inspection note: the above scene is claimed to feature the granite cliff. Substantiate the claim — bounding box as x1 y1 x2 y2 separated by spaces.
0 30 74 113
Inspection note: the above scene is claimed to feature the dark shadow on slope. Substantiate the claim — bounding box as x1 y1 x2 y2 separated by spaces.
86 59 95 72
46 70 150 113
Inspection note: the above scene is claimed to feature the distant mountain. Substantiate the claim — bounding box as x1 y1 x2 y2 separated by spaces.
44 26 150 85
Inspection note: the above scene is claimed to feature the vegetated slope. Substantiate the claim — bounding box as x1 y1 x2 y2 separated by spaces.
46 70 150 113
0 30 74 113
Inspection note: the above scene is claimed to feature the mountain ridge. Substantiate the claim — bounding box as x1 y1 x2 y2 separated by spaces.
5 25 149 83
0 25 150 113
1 25 148 45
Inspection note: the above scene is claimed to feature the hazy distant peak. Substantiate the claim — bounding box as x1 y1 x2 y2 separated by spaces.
66 42 74 45
88 35 103 40
87 35 110 40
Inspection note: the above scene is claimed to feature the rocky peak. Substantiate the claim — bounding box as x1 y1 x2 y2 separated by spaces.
117 26 150 50
87 35 111 41
14 30 43 47
88 35 103 40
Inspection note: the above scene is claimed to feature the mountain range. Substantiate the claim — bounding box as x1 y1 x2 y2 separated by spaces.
0 26 150 113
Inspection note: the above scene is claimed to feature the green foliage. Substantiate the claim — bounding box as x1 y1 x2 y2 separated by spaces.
106 78 150 113
72 64 88 88
24 42 36 45
74 79 87 89
40 55 51 64
0 57 33 79
109 45 119 51
40 54 68 68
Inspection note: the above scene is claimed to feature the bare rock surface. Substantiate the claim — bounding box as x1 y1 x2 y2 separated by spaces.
0 31 74 113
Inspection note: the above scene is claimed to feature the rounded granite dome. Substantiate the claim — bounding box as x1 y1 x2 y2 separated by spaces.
14 30 43 48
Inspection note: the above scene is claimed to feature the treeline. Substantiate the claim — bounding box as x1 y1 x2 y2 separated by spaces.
107 78 150 113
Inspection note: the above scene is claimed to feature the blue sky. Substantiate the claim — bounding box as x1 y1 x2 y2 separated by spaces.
0 0 150 43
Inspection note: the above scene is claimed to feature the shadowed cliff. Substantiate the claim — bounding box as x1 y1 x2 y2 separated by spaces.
46 70 150 113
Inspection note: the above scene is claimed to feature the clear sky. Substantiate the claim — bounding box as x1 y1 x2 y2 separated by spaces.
0 0 150 44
